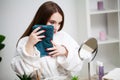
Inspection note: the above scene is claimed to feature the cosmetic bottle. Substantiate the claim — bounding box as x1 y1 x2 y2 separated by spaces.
99 31 107 41
97 0 104 10
99 62 104 80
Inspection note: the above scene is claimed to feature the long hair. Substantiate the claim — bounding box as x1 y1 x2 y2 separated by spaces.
17 1 64 45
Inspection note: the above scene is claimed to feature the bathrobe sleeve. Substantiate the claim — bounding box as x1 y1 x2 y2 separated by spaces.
11 37 41 75
56 31 83 76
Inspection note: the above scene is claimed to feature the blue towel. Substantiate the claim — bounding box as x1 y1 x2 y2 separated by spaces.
32 25 54 57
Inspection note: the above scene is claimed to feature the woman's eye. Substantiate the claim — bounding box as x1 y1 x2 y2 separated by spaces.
59 22 61 25
50 21 55 24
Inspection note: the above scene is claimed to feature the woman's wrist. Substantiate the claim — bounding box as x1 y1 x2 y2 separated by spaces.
61 45 68 57
25 42 35 56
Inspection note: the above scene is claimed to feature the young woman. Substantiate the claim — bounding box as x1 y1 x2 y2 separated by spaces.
11 1 86 80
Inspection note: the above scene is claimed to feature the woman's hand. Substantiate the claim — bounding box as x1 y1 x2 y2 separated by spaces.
25 27 45 55
27 27 45 46
47 41 68 57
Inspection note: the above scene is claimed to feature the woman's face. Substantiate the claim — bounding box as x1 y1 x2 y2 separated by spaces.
46 12 62 33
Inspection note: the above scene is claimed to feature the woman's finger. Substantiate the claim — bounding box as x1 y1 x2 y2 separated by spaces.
37 35 45 39
52 53 59 57
36 30 45 35
48 50 58 55
51 40 56 46
46 47 56 51
32 27 41 33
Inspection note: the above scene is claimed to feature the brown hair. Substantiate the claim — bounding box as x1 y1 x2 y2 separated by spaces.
18 1 64 44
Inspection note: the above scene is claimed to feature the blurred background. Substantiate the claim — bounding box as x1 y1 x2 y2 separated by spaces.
1 0 120 80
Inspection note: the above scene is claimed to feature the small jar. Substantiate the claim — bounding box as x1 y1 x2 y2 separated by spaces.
97 0 104 10
99 31 106 41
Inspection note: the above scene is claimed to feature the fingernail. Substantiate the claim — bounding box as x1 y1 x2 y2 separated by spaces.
39 26 42 28
50 39 52 42
44 30 46 32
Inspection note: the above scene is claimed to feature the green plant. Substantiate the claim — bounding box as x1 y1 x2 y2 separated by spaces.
17 72 32 80
0 34 5 62
71 76 79 80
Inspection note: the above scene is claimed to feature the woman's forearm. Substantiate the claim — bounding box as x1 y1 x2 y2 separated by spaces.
25 42 35 56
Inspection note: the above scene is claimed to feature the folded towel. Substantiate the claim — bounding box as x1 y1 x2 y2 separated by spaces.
102 68 120 80
32 25 54 57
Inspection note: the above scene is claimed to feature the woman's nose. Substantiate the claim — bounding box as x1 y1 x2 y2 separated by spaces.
54 24 59 29
54 26 57 31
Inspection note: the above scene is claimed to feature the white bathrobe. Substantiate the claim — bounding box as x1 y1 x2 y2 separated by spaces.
11 31 84 80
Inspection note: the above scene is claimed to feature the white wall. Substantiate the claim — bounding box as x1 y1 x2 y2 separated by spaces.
0 0 80 80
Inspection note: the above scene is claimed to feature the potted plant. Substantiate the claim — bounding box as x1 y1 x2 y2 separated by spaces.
0 34 5 62
17 72 32 80
71 76 79 80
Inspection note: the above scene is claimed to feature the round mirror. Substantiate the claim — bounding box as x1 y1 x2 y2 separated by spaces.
78 38 98 80
78 38 98 62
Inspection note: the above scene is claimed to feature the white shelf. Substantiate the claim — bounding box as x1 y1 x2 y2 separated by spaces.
98 37 119 45
90 9 119 15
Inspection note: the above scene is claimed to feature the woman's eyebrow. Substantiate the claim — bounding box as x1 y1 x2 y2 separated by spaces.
49 20 56 22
